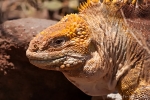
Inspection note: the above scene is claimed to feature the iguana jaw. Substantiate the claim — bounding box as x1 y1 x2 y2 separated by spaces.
26 49 89 71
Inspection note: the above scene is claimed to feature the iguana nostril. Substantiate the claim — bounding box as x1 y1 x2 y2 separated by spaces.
33 44 38 50
29 43 39 52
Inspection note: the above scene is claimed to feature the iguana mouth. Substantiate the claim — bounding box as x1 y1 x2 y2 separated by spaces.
26 49 66 69
26 49 88 70
29 56 66 67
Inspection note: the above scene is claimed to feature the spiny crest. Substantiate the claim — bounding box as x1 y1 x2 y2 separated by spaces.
78 0 100 12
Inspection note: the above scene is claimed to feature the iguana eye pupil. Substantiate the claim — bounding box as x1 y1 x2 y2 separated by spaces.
51 37 69 47
54 38 65 45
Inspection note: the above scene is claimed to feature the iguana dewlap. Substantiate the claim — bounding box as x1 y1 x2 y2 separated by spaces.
26 0 150 99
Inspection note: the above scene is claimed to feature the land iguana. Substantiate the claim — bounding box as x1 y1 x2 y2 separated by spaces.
26 0 150 99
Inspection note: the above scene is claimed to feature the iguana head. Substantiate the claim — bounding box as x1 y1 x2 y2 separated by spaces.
26 13 95 71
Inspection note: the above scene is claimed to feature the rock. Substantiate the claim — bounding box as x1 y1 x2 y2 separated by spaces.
0 18 91 100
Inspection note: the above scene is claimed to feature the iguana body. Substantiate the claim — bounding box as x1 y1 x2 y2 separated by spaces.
26 0 150 100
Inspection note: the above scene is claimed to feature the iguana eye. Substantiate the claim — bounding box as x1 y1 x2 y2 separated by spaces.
55 38 65 45
52 37 67 47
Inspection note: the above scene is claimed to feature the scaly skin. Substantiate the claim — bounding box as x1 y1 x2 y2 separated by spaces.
26 0 150 99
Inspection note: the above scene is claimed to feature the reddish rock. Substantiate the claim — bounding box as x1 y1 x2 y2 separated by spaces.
0 18 91 100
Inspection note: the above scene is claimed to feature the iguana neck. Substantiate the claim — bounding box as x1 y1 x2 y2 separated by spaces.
77 3 146 90
62 3 145 93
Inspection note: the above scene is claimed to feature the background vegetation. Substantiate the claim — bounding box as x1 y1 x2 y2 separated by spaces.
0 0 86 23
